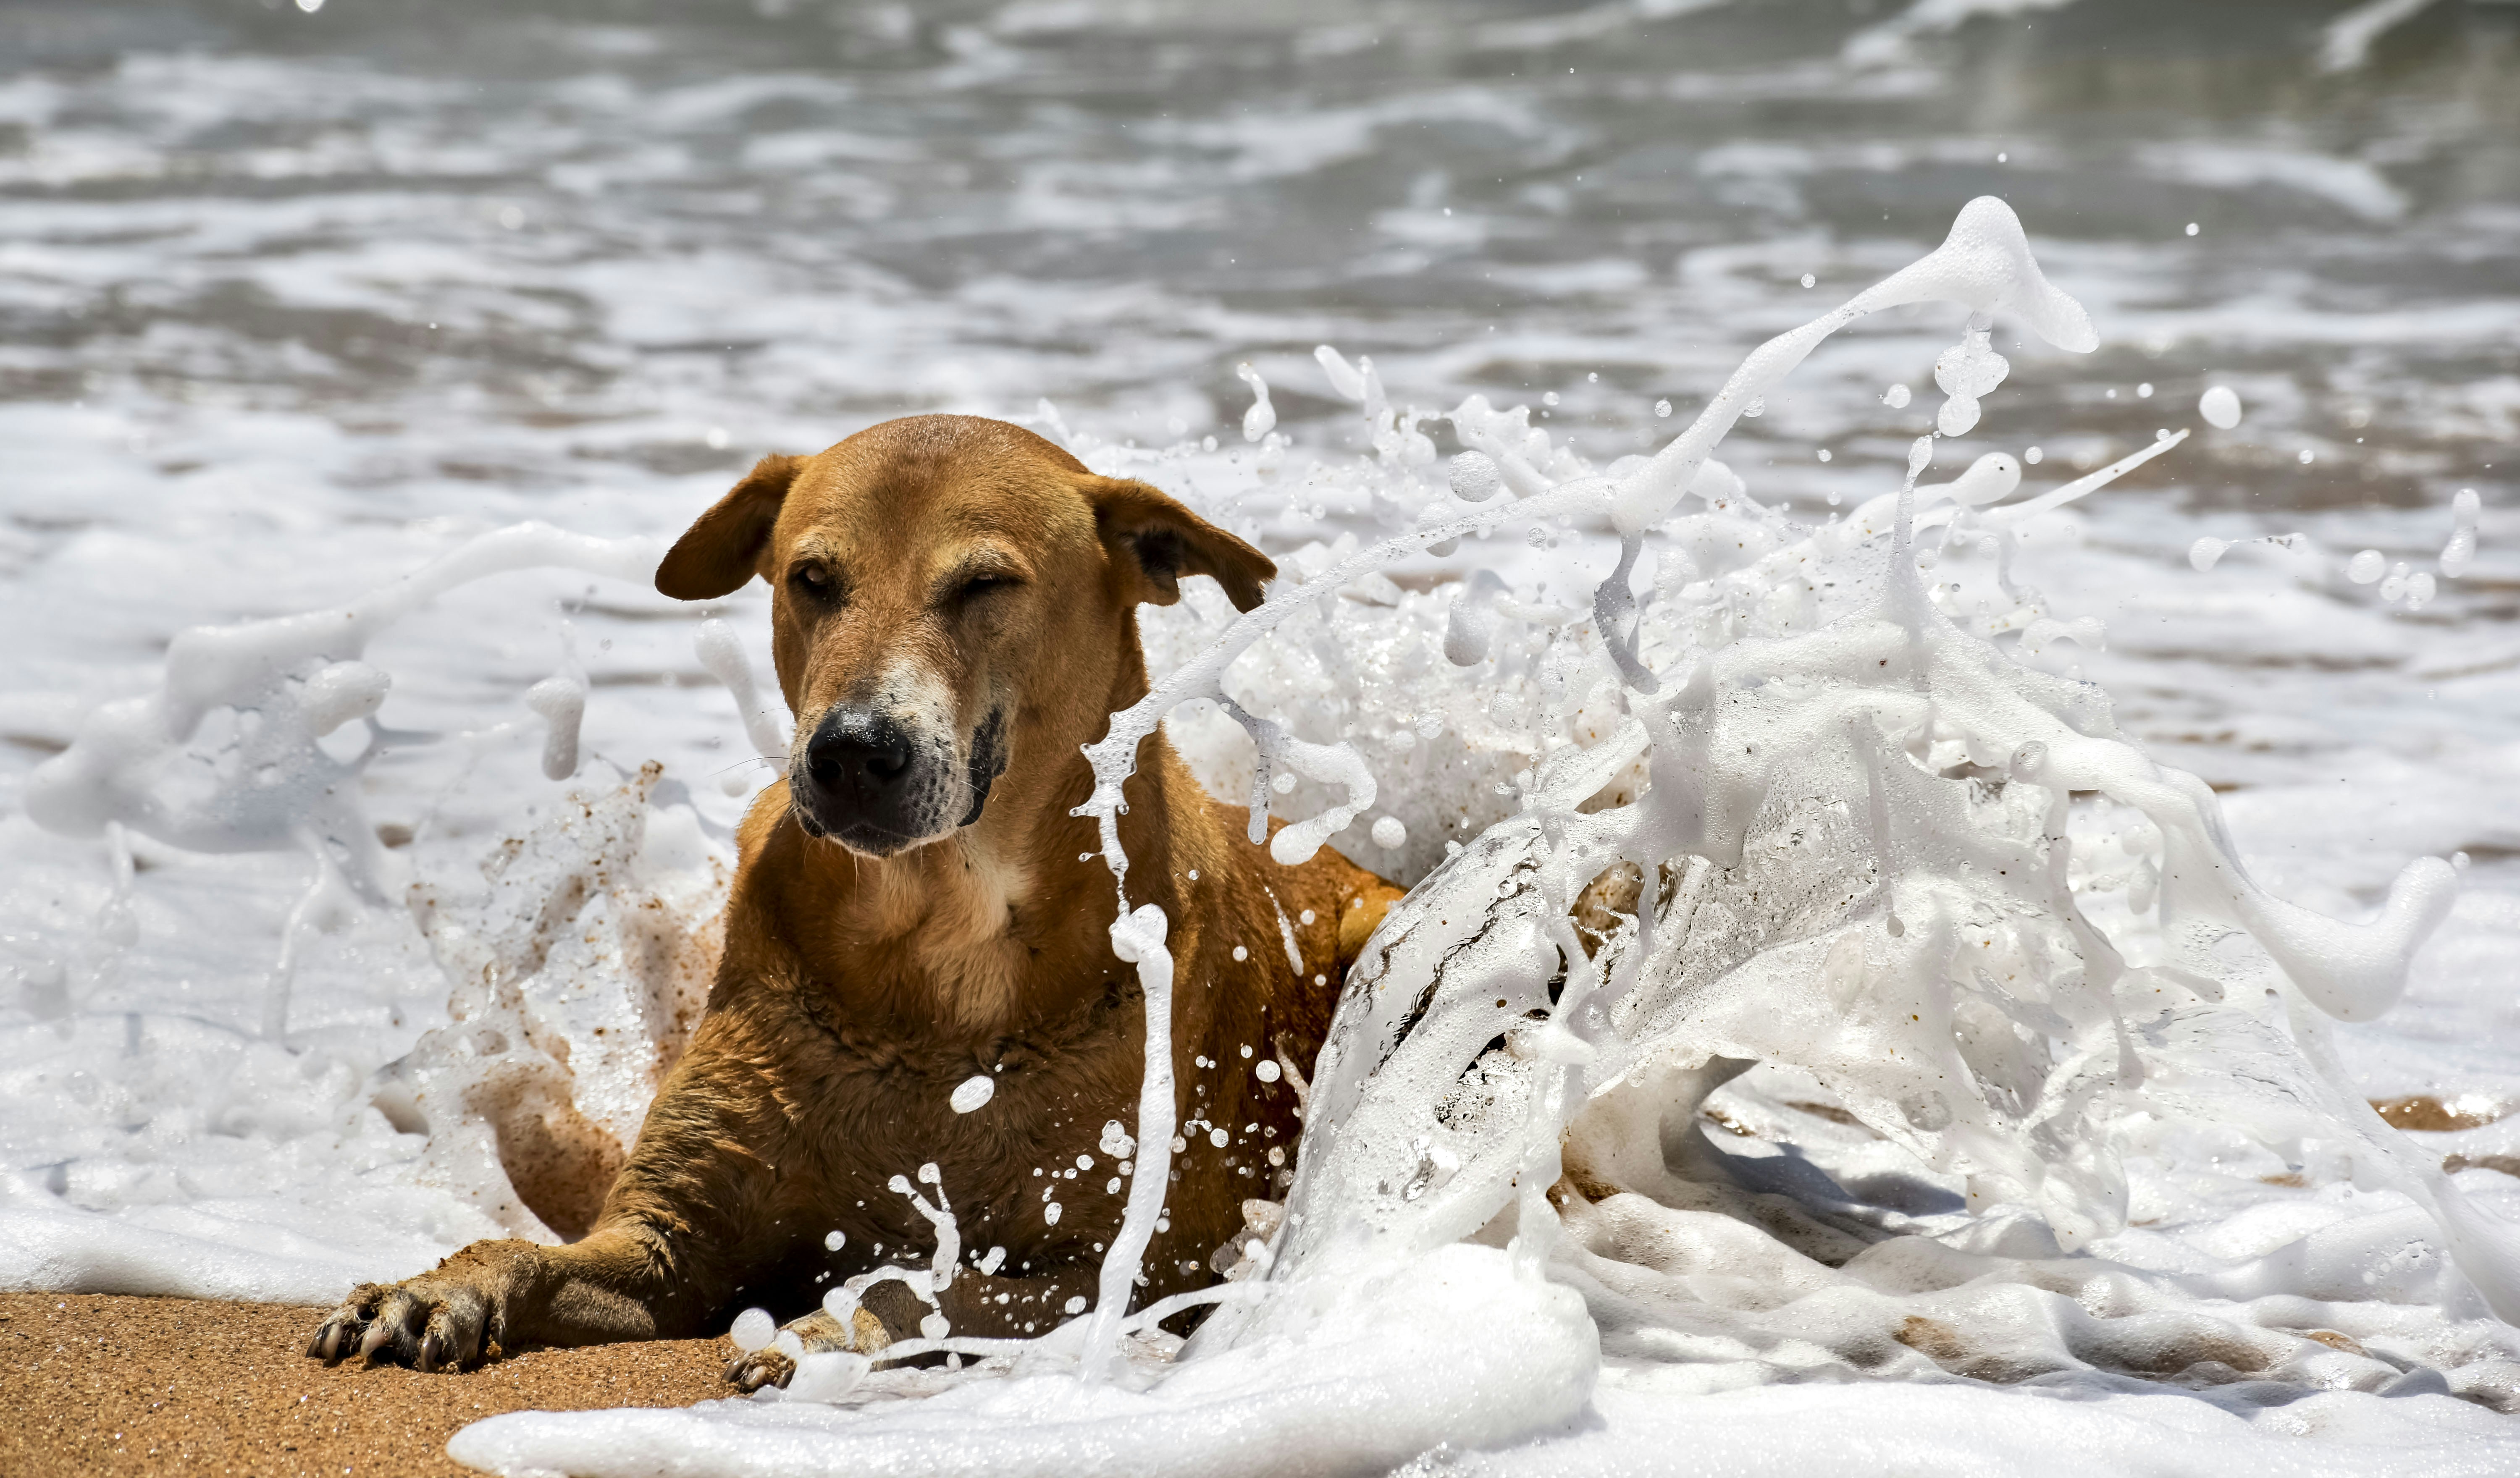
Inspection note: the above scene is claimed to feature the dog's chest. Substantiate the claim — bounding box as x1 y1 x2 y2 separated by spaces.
790 972 1147 1150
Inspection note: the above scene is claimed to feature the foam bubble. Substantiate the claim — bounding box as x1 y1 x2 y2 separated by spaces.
729 1307 774 1354
1236 363 1276 442
524 671 587 781
2443 488 2482 577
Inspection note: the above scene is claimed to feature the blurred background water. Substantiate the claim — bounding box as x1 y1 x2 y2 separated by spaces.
2 1 2517 1165
4 0 2514 494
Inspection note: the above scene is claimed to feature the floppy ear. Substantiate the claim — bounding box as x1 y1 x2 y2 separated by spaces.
656 454 803 600
1083 476 1276 613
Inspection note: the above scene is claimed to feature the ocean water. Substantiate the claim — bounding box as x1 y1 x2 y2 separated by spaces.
4 1 2519 1473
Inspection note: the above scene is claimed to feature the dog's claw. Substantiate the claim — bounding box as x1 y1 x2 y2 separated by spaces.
726 1348 796 1392
301 1253 526 1371
306 1287 384 1364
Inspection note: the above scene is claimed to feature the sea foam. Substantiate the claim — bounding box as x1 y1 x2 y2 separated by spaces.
6 196 2513 1476
436 201 2520 1474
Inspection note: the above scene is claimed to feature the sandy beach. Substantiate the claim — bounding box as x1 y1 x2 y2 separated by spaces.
1 1292 735 1478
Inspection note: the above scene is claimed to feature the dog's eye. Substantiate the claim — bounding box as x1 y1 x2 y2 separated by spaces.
789 563 841 601
958 574 1016 601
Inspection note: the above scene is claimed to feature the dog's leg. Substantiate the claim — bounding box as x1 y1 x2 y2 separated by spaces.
303 1226 680 1372
308 1018 790 1370
724 1302 895 1392
723 1268 1103 1390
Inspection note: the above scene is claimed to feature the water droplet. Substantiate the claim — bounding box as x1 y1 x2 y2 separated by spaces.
950 1074 995 1113
729 1308 775 1353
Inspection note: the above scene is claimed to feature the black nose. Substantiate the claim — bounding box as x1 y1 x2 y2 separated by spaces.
807 716 913 794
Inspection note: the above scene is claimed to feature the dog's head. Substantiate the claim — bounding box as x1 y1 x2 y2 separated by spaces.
656 415 1273 857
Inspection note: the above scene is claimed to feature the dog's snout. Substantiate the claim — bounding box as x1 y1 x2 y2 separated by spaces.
807 722 913 791
793 706 948 854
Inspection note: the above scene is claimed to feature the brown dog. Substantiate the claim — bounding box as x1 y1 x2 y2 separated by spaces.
305 414 1402 1385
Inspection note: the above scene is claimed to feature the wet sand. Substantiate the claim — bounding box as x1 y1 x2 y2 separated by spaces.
0 1292 736 1477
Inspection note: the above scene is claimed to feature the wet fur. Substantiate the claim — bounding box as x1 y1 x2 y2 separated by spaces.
306 415 1403 1378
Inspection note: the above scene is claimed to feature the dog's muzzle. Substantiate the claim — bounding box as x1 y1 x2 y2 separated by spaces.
792 705 1004 855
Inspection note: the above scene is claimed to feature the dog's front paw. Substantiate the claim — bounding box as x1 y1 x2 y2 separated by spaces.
723 1305 890 1391
304 1240 538 1372
725 1342 797 1392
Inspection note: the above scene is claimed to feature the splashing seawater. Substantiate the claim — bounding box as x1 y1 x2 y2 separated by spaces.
29 198 2515 1474
462 197 2508 1475
23 524 664 1042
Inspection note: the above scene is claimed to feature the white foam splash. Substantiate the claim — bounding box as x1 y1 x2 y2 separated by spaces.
1234 362 1276 443
2318 0 2445 73
448 195 2495 1478
22 522 664 1039
2442 488 2482 578
696 616 793 777
21 192 2513 1476
525 663 587 783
